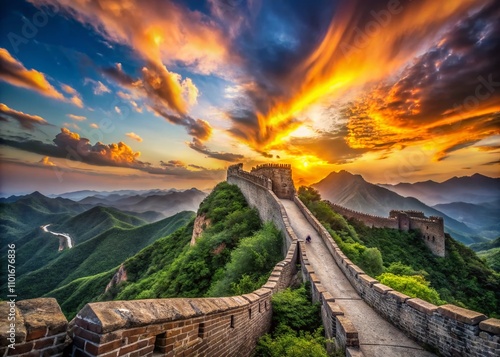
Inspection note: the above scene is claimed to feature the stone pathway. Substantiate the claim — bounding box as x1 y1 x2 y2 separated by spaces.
280 199 436 357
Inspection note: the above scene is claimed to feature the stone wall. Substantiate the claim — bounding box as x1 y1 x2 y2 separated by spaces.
68 242 298 357
0 298 68 357
328 202 445 257
250 163 295 199
227 168 297 251
409 216 445 257
294 195 500 357
326 201 400 229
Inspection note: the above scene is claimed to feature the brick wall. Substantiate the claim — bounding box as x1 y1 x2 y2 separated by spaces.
0 298 68 357
326 202 399 229
250 164 295 199
294 195 500 357
227 170 298 252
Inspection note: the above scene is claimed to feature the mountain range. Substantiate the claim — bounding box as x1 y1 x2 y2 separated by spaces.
380 174 500 206
312 171 497 244
77 188 206 218
0 191 196 310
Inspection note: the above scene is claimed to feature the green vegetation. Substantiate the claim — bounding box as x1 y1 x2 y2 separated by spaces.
12 211 194 300
299 186 500 317
110 182 283 300
45 269 117 319
256 284 333 357
470 238 500 272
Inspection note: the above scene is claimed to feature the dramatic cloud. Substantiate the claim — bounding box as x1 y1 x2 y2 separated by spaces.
67 114 86 121
188 137 244 162
0 48 65 100
0 48 85 107
30 0 231 117
225 0 486 152
0 128 225 180
0 103 50 130
100 63 210 140
126 132 143 142
151 106 212 141
343 1 500 161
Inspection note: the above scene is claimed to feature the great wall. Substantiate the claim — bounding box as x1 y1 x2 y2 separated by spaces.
1 163 499 357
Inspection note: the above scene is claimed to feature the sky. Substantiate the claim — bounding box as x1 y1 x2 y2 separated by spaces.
0 0 499 195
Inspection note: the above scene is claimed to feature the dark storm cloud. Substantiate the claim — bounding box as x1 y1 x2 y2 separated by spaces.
224 0 338 145
371 1 500 124
151 107 212 141
101 63 137 87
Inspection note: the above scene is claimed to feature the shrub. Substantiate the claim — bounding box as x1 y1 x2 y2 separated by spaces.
377 273 444 305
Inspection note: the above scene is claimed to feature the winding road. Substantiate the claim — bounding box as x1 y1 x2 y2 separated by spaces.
280 199 436 357
41 224 73 250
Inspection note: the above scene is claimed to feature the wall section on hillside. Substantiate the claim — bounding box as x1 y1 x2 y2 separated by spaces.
294 195 500 357
227 169 297 252
228 165 363 355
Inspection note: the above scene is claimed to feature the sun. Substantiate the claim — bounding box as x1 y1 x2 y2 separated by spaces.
153 34 163 45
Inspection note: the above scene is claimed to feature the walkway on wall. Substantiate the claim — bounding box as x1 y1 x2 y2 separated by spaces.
280 199 436 357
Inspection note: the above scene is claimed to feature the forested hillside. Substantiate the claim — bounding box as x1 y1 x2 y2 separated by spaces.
11 211 194 300
107 182 283 301
45 182 284 319
299 186 500 317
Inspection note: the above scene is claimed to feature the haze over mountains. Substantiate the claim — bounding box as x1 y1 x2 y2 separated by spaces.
380 174 500 206
312 171 499 244
1 188 207 222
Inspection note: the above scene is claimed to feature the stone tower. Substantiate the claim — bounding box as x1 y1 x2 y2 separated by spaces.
250 164 295 199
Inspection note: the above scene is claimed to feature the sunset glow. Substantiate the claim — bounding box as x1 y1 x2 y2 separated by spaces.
0 0 498 195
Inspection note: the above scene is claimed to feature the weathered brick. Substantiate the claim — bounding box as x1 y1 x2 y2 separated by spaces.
438 305 487 325
479 318 500 336
7 342 33 355
33 336 54 349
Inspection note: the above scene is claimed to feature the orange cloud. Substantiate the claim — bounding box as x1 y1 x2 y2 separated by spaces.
39 156 56 166
61 84 77 95
67 114 86 121
0 48 65 100
227 0 485 154
29 0 231 116
126 132 143 142
0 103 50 130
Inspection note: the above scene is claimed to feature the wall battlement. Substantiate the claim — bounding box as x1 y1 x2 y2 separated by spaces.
246 163 295 199
251 163 292 170
326 202 445 257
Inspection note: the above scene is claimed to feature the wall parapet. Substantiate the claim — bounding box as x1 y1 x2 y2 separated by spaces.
294 195 500 357
251 163 291 171
327 201 445 257
0 298 68 357
68 242 298 357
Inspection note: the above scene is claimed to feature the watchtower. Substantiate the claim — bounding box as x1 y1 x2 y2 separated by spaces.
250 163 295 199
